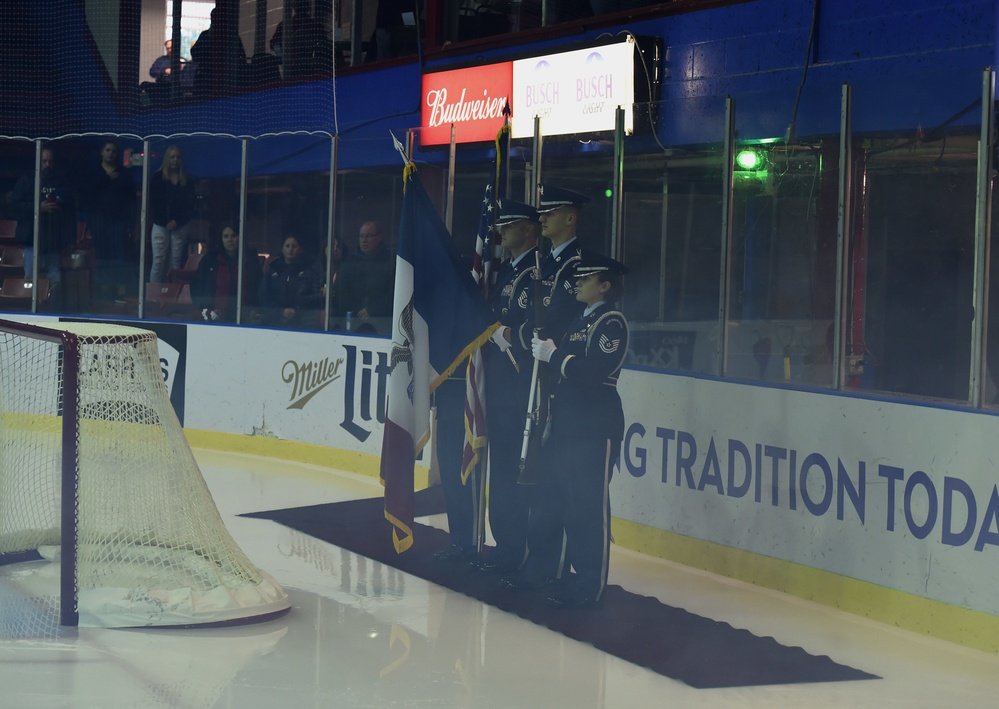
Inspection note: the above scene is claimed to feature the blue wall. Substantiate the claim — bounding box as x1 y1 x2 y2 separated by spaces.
6 0 993 169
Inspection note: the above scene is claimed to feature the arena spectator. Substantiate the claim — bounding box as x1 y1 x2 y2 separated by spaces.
149 39 177 82
148 145 197 284
81 140 137 303
9 145 76 306
192 222 261 323
258 233 324 328
337 220 394 330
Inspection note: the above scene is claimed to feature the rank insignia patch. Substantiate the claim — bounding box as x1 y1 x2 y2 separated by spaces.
598 334 620 353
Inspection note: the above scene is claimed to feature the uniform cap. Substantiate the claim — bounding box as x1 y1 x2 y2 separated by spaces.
573 253 629 278
537 185 590 212
495 199 540 227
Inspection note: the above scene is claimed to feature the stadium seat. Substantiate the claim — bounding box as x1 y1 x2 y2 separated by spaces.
145 282 184 316
0 247 25 278
261 253 280 273
0 278 51 309
145 282 196 319
177 283 193 307
0 219 16 246
167 252 203 284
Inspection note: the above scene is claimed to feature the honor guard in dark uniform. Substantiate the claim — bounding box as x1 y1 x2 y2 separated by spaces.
513 185 600 350
475 200 541 574
504 254 630 609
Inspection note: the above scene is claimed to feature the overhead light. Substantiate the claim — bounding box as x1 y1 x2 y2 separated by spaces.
736 149 762 170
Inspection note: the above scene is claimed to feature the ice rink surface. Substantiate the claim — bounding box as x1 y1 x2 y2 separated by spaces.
2 448 999 708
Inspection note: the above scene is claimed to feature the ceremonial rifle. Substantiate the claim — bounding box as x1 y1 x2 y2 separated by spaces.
517 248 549 485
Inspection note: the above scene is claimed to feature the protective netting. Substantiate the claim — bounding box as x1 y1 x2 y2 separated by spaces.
0 570 62 639
0 320 289 627
0 556 287 706
1 0 337 140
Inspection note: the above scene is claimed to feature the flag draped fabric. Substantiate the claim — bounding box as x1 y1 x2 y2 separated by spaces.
381 163 499 553
461 124 510 483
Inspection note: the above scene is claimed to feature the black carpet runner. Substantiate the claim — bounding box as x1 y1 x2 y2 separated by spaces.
242 488 878 689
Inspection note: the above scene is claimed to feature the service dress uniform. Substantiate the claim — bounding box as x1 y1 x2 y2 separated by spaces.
481 203 539 571
518 256 630 608
515 185 598 350
532 242 585 344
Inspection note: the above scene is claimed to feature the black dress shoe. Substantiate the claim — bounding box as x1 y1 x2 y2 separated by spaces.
546 590 602 610
498 574 552 591
433 544 478 562
473 558 520 575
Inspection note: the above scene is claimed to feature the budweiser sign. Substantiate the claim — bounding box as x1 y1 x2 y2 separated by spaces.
421 63 513 145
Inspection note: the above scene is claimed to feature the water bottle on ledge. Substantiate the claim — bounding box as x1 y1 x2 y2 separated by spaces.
345 311 353 332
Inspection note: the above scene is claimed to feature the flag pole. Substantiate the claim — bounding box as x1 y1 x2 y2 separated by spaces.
473 112 512 552
391 130 419 197
390 130 410 164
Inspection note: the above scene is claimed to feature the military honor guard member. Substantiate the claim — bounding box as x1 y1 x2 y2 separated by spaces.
503 253 630 609
477 200 542 574
433 202 540 566
513 184 601 350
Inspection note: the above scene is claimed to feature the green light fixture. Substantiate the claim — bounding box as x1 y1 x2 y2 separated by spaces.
736 149 762 170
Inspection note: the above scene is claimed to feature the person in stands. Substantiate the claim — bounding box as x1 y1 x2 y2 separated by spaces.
9 145 76 306
191 7 248 94
150 39 180 82
337 220 394 333
81 140 136 302
192 222 261 323
258 233 324 328
148 145 197 284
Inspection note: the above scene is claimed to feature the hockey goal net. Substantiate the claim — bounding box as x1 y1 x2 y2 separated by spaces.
0 319 289 627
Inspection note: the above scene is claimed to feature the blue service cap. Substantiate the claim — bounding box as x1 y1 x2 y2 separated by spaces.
573 253 629 278
537 184 590 212
495 199 540 227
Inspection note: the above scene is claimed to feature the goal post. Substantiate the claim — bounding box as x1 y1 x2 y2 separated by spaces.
0 319 290 627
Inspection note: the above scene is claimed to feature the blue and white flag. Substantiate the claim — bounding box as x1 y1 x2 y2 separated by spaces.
381 163 499 553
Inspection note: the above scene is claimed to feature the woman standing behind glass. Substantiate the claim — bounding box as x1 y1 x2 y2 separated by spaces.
83 140 137 302
148 145 196 283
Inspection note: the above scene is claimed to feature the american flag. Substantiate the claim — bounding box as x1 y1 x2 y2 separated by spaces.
470 184 499 293
461 124 510 485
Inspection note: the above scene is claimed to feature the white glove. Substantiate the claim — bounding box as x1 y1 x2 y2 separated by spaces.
202 308 221 322
531 336 557 363
490 326 511 353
